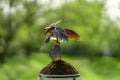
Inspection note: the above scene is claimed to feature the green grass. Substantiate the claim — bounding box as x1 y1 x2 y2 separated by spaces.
0 53 120 80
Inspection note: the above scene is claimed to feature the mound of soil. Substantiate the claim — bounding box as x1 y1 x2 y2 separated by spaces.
40 60 78 75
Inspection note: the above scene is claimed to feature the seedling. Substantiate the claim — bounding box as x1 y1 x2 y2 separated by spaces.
40 21 80 61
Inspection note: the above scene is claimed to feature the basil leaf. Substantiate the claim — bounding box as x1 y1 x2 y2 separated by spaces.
40 36 50 51
49 45 62 60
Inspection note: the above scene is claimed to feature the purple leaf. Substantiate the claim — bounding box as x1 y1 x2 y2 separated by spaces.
56 27 67 33
40 36 50 51
52 28 68 41
49 45 62 60
59 31 68 41
56 27 68 41
52 29 61 38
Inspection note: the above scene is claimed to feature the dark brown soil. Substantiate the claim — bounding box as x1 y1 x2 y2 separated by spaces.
40 60 78 75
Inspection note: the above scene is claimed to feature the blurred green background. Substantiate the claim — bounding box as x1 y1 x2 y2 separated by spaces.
0 0 120 80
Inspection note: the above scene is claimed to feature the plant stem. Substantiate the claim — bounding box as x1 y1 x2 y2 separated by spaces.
59 53 62 60
59 46 62 60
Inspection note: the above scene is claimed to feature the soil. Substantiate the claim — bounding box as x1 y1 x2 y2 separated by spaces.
40 60 78 75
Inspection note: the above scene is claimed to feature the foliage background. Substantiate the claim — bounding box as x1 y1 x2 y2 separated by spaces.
0 0 120 80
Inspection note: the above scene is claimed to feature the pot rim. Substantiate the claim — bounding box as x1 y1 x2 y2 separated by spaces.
39 74 80 78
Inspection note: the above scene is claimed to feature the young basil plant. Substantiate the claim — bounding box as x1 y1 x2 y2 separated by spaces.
40 21 80 61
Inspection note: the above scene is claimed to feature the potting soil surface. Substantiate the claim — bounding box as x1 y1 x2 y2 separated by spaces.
40 60 78 75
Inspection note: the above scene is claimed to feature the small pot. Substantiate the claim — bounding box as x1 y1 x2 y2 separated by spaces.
38 74 80 80
38 60 80 80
